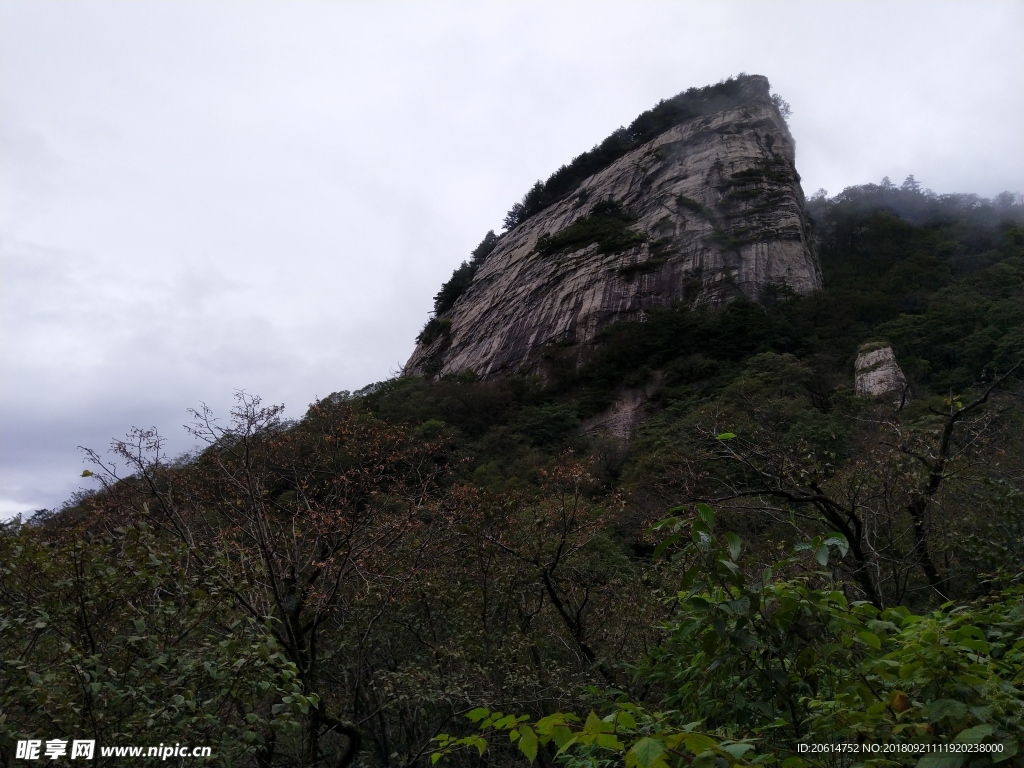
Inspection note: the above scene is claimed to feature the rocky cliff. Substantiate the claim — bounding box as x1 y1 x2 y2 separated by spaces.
406 75 822 380
855 343 910 407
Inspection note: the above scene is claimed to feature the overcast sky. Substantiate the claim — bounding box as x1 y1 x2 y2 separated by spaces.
2 0 1023 517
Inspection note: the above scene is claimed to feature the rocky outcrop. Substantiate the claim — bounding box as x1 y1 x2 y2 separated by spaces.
581 373 663 441
406 75 822 380
855 343 909 406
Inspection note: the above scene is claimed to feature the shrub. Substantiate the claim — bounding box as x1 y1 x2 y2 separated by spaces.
676 194 714 219
416 316 451 345
618 259 666 281
536 200 647 257
435 508 1024 767
432 230 501 317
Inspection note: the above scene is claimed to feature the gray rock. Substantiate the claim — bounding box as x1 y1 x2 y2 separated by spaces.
406 75 822 380
855 344 909 406
580 373 662 441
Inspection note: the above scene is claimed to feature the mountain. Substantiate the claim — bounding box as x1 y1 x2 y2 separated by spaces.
5 75 1023 768
405 74 821 379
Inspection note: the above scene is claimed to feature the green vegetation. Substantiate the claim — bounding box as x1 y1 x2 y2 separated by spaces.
502 75 773 231
536 200 648 257
1 522 312 764
438 511 1024 767
676 194 714 218
3 182 1023 767
423 74 787 339
544 182 1024 411
675 156 803 254
617 258 666 281
417 316 451 345
858 340 892 354
424 230 500 326
703 156 802 248
725 155 795 187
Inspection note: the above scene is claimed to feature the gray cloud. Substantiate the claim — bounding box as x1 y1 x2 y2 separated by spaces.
2 0 1023 516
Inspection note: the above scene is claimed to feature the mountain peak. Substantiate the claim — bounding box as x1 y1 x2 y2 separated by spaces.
406 75 821 379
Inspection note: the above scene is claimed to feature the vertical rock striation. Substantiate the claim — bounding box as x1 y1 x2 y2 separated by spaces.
855 343 909 406
406 75 822 380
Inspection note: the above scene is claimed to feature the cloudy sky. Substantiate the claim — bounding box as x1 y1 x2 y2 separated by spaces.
2 0 1022 517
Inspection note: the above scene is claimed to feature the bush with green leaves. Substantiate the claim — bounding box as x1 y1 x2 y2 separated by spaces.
418 316 452 345
434 704 761 768
0 522 312 766
433 506 1024 767
645 507 1024 764
431 230 501 319
535 201 647 258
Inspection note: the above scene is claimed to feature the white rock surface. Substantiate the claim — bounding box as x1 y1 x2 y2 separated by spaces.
406 75 822 379
855 345 909 405
580 374 663 441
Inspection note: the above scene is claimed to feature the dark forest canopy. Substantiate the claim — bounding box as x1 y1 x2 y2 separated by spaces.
4 181 1023 767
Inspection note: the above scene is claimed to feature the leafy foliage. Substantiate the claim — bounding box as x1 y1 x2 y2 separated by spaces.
0 523 309 764
12 179 1024 767
551 184 1023 411
434 705 759 768
645 509 1024 761
431 230 500 320
536 200 648 258
418 317 452 345
435 510 1024 767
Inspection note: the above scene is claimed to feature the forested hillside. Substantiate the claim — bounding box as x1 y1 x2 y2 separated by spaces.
2 182 1022 767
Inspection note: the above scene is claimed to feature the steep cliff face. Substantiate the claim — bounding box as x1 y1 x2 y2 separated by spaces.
406 75 822 380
